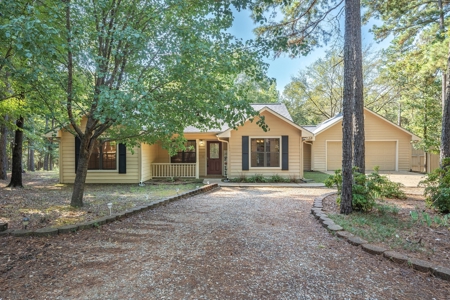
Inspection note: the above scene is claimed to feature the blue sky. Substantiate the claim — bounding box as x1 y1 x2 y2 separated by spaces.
228 8 393 94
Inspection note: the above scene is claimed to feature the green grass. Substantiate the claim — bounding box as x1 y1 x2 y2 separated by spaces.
303 171 331 183
328 208 425 252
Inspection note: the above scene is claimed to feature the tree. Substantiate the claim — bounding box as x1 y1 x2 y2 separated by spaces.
340 0 363 214
7 116 23 187
37 0 268 207
362 0 450 166
283 50 344 125
0 115 8 179
351 0 365 175
235 74 279 103
283 47 391 125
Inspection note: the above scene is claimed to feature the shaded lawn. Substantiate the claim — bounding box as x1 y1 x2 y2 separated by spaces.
304 171 331 183
0 171 202 230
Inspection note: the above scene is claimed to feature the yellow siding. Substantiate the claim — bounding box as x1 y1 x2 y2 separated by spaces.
184 133 218 177
228 111 303 179
303 143 312 171
60 128 140 184
311 111 413 172
141 143 158 181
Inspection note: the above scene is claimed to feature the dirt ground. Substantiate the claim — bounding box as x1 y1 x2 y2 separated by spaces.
0 172 201 230
1 187 450 299
323 191 450 269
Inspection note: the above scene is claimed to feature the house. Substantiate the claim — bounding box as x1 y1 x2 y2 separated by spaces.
302 108 421 172
54 103 314 183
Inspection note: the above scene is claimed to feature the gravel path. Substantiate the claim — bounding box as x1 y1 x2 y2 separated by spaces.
2 187 450 299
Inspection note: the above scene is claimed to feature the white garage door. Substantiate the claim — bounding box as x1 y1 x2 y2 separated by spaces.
326 141 396 171
366 141 396 171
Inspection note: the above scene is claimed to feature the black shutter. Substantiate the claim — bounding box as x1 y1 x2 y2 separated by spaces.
75 136 81 173
118 143 126 174
282 136 288 170
242 136 249 171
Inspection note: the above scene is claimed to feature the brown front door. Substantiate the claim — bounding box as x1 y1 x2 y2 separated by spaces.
207 141 222 175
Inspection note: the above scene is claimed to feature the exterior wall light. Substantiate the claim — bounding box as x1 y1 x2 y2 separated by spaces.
22 216 30 229
199 140 204 146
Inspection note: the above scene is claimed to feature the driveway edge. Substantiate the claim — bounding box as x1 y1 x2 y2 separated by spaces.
1 184 219 238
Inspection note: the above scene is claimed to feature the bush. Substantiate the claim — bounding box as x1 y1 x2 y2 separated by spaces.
367 167 406 199
270 174 289 183
325 168 375 212
420 159 450 213
325 166 405 212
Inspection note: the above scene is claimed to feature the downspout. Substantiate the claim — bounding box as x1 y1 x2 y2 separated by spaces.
217 136 229 179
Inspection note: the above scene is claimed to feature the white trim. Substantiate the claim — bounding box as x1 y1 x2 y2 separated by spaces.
325 140 399 171
195 139 200 179
248 136 282 170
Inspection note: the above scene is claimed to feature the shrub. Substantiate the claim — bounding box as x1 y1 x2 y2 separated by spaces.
420 159 450 213
247 174 267 183
367 167 406 199
270 174 289 183
325 168 375 212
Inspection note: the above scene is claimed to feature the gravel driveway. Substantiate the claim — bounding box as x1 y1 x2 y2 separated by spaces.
2 187 449 299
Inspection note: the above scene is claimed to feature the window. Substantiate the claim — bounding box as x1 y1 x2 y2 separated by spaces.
88 140 117 170
251 138 280 167
171 140 196 163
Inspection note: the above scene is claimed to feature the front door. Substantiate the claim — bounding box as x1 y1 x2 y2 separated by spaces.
207 141 222 175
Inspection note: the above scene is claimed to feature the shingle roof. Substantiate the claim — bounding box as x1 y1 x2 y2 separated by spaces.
311 113 342 134
183 103 293 133
249 103 293 121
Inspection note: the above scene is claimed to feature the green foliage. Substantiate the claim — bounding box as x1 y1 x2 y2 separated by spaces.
375 203 399 216
409 211 450 227
420 159 450 213
231 174 292 183
325 167 406 212
367 167 406 200
325 168 375 212
270 174 289 183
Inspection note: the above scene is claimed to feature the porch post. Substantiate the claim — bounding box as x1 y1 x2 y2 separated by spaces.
196 139 199 179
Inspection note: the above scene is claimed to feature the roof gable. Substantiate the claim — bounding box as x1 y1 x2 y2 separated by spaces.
217 104 313 138
312 108 420 140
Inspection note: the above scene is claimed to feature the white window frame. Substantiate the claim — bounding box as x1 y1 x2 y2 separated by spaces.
249 136 282 170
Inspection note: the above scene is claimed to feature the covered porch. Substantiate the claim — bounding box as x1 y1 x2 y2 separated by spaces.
146 136 228 180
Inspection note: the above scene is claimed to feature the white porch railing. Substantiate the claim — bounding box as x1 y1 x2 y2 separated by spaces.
151 163 196 178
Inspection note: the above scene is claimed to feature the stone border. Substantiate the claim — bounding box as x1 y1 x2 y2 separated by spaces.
0 183 219 238
311 192 450 282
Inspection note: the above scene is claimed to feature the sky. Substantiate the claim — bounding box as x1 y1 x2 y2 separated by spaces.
228 8 393 94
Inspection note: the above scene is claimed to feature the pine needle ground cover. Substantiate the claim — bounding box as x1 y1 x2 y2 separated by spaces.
0 171 201 230
323 193 450 268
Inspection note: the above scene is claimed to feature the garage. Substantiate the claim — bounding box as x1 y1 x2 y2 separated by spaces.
326 141 397 171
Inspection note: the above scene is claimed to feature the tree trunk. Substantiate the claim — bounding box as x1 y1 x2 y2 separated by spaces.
0 115 8 180
341 0 361 214
7 117 24 188
28 138 35 171
441 41 450 167
352 0 364 175
70 134 95 207
44 152 49 171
